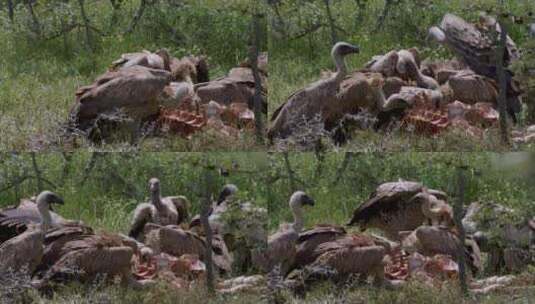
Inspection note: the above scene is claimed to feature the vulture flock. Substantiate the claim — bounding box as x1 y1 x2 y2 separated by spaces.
261 180 534 295
269 13 535 146
0 180 268 296
1 179 533 298
68 48 267 142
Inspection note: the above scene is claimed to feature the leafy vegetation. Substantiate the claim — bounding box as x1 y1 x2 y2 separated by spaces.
0 0 266 151
269 0 535 151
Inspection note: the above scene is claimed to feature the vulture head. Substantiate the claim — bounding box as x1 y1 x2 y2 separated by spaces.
289 191 315 209
331 42 360 77
428 26 447 44
332 42 360 57
217 184 239 205
36 191 64 210
148 178 161 195
36 191 64 231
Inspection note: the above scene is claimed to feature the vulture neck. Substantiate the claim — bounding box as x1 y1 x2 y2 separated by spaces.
332 51 348 82
291 203 304 233
37 199 52 233
151 188 164 210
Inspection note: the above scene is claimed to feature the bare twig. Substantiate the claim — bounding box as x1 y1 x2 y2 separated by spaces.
30 152 43 192
323 0 338 46
78 0 94 52
454 164 469 296
332 152 353 185
126 0 148 34
79 152 102 185
283 152 297 192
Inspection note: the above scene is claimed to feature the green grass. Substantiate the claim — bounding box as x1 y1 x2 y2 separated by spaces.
0 0 266 151
269 0 535 151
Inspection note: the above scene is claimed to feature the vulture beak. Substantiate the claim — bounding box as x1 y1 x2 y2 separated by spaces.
427 26 446 44
52 194 64 205
348 44 360 54
303 195 315 206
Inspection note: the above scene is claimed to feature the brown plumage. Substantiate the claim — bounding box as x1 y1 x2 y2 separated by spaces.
129 178 189 241
253 191 314 276
0 191 64 274
306 235 386 285
37 232 148 288
36 224 95 274
170 55 209 84
69 66 171 137
447 70 498 105
402 225 482 274
268 42 360 141
111 49 171 72
428 13 522 119
348 180 447 240
143 223 232 274
194 64 267 113
0 197 69 244
293 224 347 270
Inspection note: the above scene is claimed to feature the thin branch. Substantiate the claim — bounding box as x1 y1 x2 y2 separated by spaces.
30 152 43 192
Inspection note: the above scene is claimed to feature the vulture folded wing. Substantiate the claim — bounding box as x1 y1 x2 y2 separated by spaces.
348 181 423 226
168 196 189 225
129 204 153 240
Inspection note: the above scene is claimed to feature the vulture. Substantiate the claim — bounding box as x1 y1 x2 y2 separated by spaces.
428 13 522 120
69 65 171 139
411 188 454 228
189 184 239 235
367 48 439 90
252 191 314 276
0 191 64 274
292 224 347 271
128 178 189 241
303 235 387 286
402 225 482 274
268 42 360 141
462 202 534 273
111 49 171 72
0 194 70 244
347 180 448 240
34 232 150 289
195 64 268 113
142 223 232 274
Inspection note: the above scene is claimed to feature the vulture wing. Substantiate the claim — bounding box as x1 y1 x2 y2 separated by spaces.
168 196 189 225
128 204 153 240
348 181 423 226
293 225 347 269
